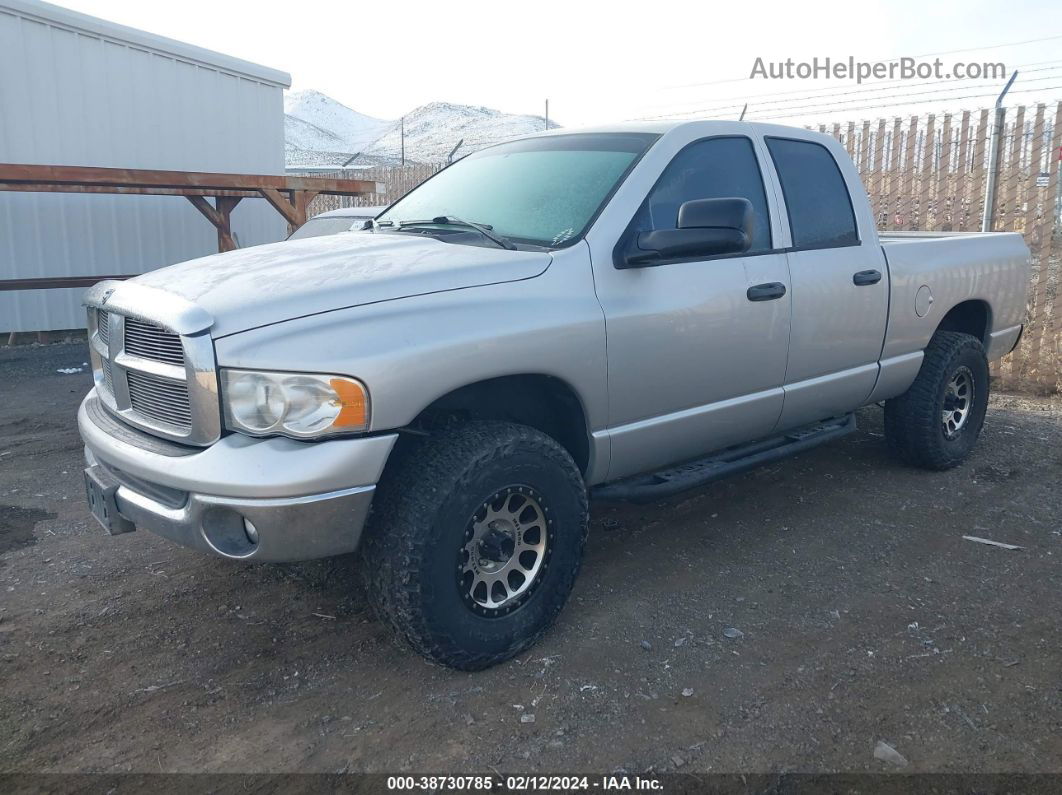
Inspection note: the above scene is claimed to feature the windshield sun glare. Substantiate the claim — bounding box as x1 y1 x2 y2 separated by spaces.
376 133 658 248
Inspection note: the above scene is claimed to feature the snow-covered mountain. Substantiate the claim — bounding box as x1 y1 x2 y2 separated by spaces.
284 114 344 153
284 90 559 168
285 89 391 152
365 102 558 164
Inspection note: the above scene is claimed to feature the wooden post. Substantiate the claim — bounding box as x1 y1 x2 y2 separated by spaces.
900 116 918 230
186 195 241 252
968 109 990 232
292 189 319 227
1046 103 1062 392
1023 104 1046 247
1016 104 1047 383
919 115 936 229
935 114 953 230
954 111 972 230
1023 102 1062 390
215 197 241 251
872 119 887 223
860 120 872 176
886 117 903 230
1001 105 1025 232
259 187 318 229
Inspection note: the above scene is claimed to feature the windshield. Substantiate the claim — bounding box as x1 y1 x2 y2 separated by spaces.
287 216 362 240
376 133 658 248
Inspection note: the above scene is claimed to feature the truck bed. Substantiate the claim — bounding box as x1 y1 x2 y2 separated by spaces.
878 230 1029 364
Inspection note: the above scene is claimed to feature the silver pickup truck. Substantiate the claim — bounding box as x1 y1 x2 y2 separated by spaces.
79 121 1029 669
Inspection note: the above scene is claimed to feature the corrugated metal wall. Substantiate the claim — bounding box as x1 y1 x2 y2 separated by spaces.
0 1 291 332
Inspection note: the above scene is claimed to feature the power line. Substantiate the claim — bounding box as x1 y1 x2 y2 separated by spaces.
644 73 1062 122
635 59 1062 116
747 84 1062 122
662 32 1062 90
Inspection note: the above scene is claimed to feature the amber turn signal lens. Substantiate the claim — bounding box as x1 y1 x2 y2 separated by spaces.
329 377 369 428
221 369 370 439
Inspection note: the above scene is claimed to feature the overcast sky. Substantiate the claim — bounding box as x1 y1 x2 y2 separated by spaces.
58 0 1062 126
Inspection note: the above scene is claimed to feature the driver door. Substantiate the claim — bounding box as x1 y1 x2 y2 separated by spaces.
589 135 792 481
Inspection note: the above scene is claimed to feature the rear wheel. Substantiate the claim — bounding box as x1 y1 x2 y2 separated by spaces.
884 331 989 470
360 421 588 670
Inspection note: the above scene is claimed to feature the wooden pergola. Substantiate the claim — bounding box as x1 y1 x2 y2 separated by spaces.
0 164 380 291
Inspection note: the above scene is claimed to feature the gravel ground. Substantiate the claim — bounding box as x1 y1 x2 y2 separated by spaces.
1 342 1060 775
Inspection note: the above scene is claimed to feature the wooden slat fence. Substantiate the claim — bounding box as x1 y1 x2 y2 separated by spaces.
828 102 1061 393
303 164 442 216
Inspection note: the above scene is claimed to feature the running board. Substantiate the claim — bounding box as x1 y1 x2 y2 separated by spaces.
591 414 856 504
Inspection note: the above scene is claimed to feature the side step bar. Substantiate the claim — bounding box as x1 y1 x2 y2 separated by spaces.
591 414 856 504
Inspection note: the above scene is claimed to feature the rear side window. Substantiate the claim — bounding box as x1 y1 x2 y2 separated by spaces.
765 137 858 249
629 136 772 254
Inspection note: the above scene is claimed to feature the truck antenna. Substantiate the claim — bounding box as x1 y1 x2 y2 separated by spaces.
739 103 747 121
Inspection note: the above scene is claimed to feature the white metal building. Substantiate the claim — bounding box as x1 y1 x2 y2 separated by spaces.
0 0 291 332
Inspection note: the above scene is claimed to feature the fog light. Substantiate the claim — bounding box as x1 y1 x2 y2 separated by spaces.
200 508 258 559
243 519 259 545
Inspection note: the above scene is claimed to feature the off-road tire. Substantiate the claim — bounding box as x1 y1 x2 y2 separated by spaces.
360 421 588 670
884 331 989 470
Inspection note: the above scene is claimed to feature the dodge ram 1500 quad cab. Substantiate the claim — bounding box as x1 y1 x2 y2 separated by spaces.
79 121 1029 669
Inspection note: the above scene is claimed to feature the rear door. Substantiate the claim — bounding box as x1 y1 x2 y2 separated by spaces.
765 135 889 429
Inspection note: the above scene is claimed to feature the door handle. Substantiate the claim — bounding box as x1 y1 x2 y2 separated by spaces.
747 282 787 302
853 269 882 286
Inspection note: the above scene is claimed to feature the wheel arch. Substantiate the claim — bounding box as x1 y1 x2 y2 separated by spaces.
934 299 992 346
403 374 593 476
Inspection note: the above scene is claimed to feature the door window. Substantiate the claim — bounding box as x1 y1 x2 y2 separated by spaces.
629 136 773 254
765 137 859 249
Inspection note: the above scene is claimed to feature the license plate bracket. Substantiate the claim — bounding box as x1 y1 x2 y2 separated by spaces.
84 466 135 535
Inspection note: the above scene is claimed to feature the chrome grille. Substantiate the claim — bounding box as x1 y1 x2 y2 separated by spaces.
126 371 193 428
124 317 185 365
84 281 220 446
102 357 114 394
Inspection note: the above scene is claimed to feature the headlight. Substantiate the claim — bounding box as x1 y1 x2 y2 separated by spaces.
220 369 369 439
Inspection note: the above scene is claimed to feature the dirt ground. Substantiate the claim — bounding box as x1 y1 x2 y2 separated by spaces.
1 342 1059 775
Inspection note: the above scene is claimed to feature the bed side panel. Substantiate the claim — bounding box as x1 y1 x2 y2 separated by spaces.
880 232 1029 363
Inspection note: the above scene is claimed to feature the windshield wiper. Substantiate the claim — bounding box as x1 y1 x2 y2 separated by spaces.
390 216 518 251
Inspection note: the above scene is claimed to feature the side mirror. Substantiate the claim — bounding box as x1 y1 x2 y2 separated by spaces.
621 197 754 267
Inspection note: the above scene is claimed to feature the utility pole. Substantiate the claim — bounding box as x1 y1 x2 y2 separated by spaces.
545 99 549 130
400 116 405 166
981 70 1018 232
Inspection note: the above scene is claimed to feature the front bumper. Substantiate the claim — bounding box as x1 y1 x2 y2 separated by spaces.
78 391 398 562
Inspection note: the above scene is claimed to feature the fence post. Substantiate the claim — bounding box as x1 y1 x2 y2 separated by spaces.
982 71 1019 231
954 111 972 230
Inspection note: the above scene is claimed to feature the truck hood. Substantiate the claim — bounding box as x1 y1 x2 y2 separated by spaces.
132 231 552 337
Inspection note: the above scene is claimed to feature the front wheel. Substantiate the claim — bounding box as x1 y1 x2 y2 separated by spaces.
884 331 990 470
360 421 588 670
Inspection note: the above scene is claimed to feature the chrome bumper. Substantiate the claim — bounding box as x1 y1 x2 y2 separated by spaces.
78 391 397 562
